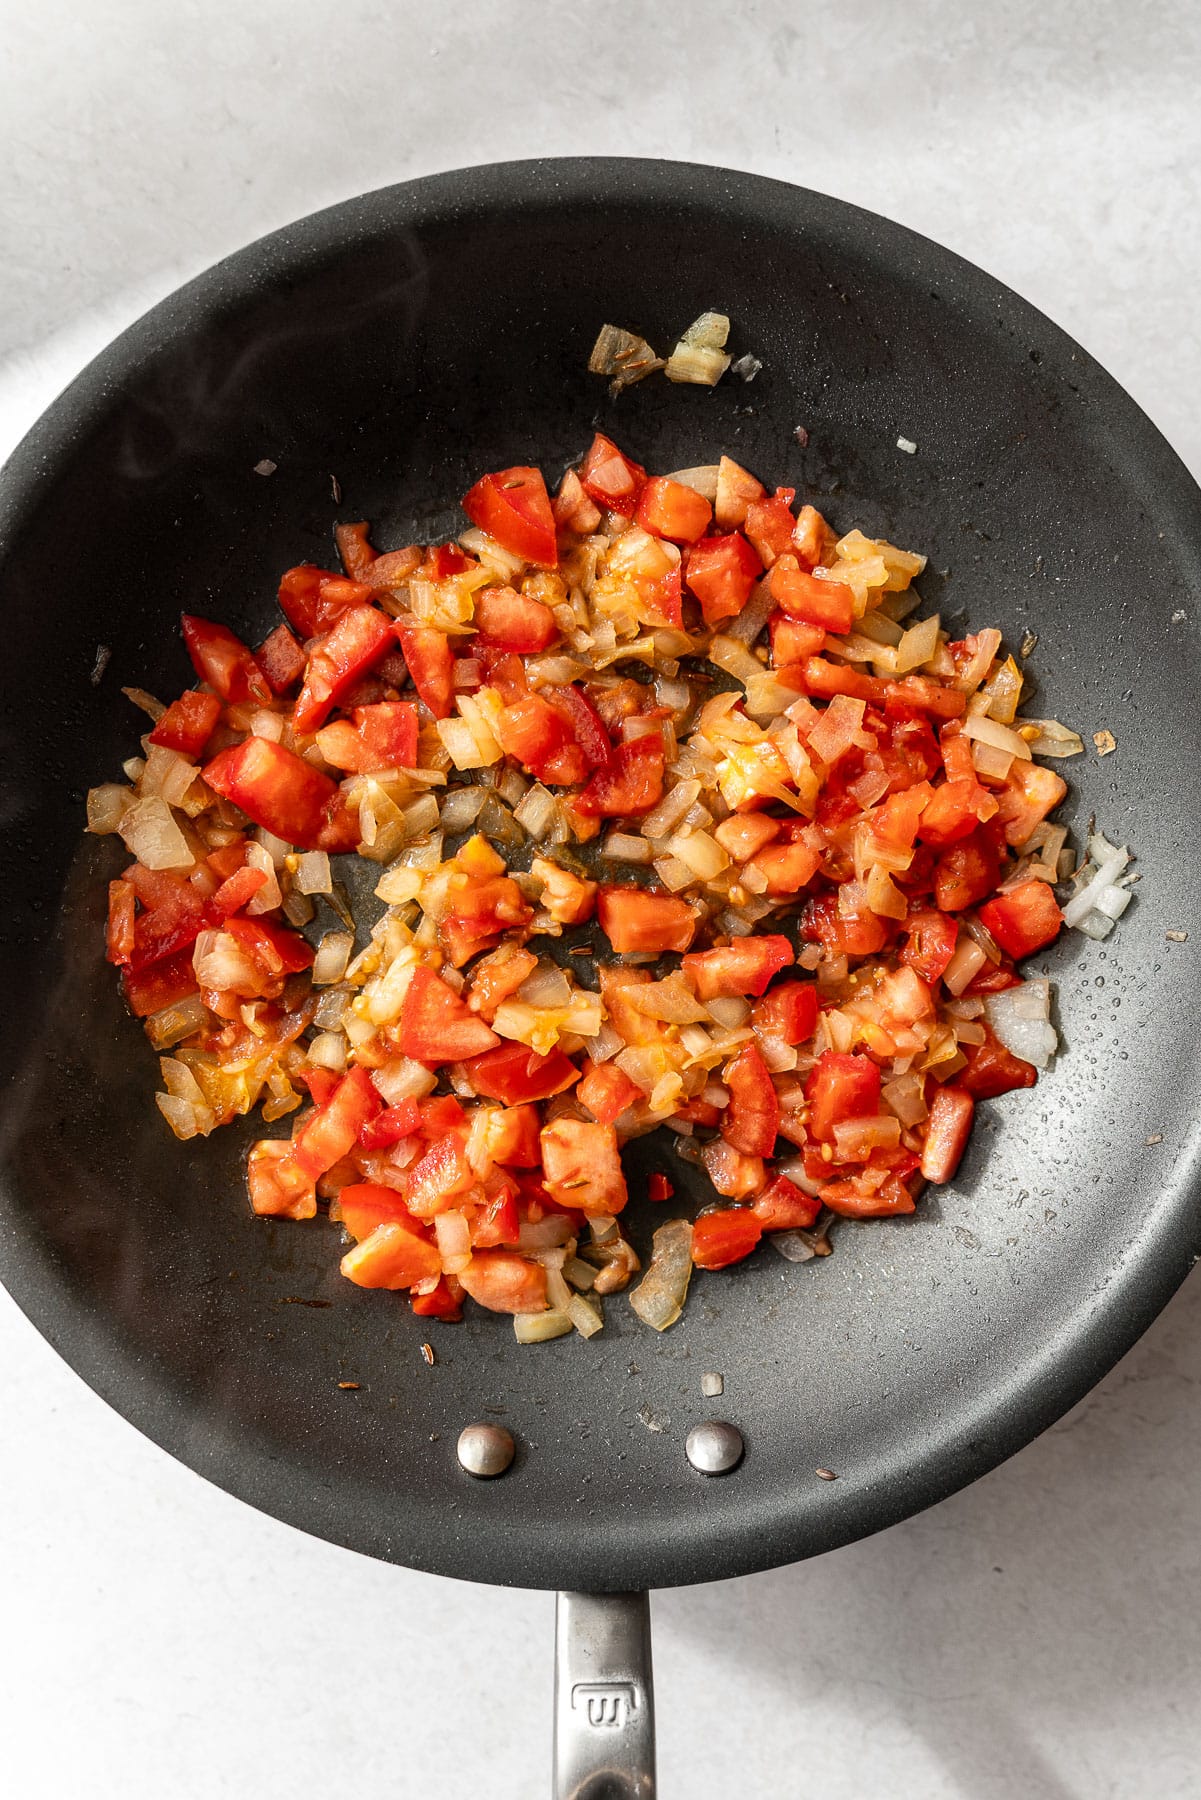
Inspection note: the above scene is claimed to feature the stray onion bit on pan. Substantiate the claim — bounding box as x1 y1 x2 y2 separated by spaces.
1093 728 1117 756
88 426 1132 1345
1166 929 1189 943
589 311 742 393
254 458 278 477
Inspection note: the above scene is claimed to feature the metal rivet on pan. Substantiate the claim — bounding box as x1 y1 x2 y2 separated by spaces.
685 1421 744 1475
457 1423 515 1478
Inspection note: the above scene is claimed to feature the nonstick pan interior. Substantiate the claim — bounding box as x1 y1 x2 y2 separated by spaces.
1 159 1199 1593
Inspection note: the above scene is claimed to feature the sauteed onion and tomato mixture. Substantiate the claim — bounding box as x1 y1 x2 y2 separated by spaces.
89 432 1108 1340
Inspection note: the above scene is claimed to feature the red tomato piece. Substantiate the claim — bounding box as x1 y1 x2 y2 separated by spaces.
743 494 797 566
334 521 376 579
807 1051 882 1143
396 624 455 720
123 948 199 1018
417 1095 468 1138
691 1209 763 1270
127 876 205 971
486 1105 542 1168
278 565 374 638
474 585 559 652
106 879 136 965
920 1086 974 1183
149 689 223 759
181 614 271 704
577 1060 643 1126
753 981 818 1046
578 433 647 517
396 967 501 1065
540 1118 629 1217
802 892 893 959
458 1251 548 1314
223 914 315 977
898 910 959 983
714 456 766 530
770 614 827 668
821 1174 916 1218
405 1131 477 1218
800 657 888 705
916 779 988 848
438 874 534 968
290 1066 381 1183
424 543 475 580
553 468 603 535
934 826 1002 912
647 1173 675 1203
684 533 763 625
493 691 575 778
543 684 614 770
256 624 308 695
887 675 967 720
597 886 698 954
358 1100 422 1151
462 466 558 569
634 476 713 545
293 604 396 733
210 864 269 918
337 1181 423 1242
575 735 665 817
769 557 856 634
722 1043 780 1157
462 1043 580 1105
752 1174 822 1232
410 1274 464 1320
683 935 795 1000
994 762 1069 847
471 1184 521 1249
351 700 419 770
960 1024 1039 1098
341 1220 443 1290
203 735 340 849
977 879 1064 959
746 840 821 896
874 782 934 848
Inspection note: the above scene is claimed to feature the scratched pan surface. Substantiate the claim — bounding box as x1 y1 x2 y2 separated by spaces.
1 159 1199 1593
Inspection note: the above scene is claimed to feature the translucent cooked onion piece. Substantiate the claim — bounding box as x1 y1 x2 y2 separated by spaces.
514 1310 574 1343
312 931 354 986
117 796 194 870
629 1218 693 1330
985 978 1059 1068
588 323 665 393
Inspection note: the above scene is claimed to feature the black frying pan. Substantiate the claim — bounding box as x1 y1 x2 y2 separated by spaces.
2 159 1200 1797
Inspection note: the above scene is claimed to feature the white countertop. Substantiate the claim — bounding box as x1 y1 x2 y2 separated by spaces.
3 3 1201 1795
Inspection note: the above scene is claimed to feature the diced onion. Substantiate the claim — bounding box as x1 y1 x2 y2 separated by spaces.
629 1218 693 1330
664 465 720 500
118 796 194 870
514 783 560 841
1020 718 1085 758
307 1032 347 1071
604 832 654 864
245 840 283 914
434 1210 472 1273
514 1310 573 1342
962 713 1032 761
439 787 488 833
312 931 354 986
984 979 1058 1069
295 850 332 895
87 784 133 834
568 1292 604 1338
371 1058 438 1105
144 994 208 1050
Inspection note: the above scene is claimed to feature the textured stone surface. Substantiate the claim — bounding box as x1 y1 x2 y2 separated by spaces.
2 2 1200 1794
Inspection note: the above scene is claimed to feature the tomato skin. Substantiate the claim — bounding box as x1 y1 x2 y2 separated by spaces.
898 909 959 983
149 689 223 758
397 967 501 1065
474 585 559 653
647 1173 674 1203
358 1100 422 1151
544 684 614 770
210 864 268 918
752 981 818 1045
806 1051 882 1142
691 1208 763 1270
934 827 1002 913
105 880 136 965
462 466 558 568
752 1174 822 1232
577 1060 643 1126
747 840 821 896
462 1043 580 1105
181 614 271 704
684 533 763 625
801 657 887 705
722 1044 780 1157
960 1024 1038 1098
769 556 856 633
293 604 396 734
597 886 698 954
578 433 646 516
634 476 713 544
920 1086 974 1183
978 879 1064 959
802 891 893 959
203 735 340 849
576 735 665 817
683 934 795 1000
396 624 455 719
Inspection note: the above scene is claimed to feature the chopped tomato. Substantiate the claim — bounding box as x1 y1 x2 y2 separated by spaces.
684 533 763 625
248 1139 316 1221
105 879 136 965
553 467 603 534
575 735 665 817
994 761 1069 847
743 494 797 566
701 1139 767 1199
683 935 794 999
396 624 455 719
277 565 373 638
821 1174 916 1217
358 1100 422 1151
769 557 856 633
543 683 614 770
462 466 558 568
577 1061 643 1126
256 624 308 695
289 1066 381 1184
722 1043 779 1157
746 840 821 895
438 872 534 967
471 1185 521 1249
807 1051 882 1143
405 1131 477 1218
647 1173 674 1202
540 1118 628 1216
578 433 646 517
960 1024 1039 1098
149 689 223 759
691 1208 763 1270
465 944 539 1021
397 967 501 1065
410 1274 464 1320
493 691 578 780
334 521 376 579
597 886 698 954
203 735 340 849
800 657 887 705
753 981 818 1045
752 1174 822 1232
802 892 893 959
530 858 596 925
487 1105 542 1168
293 604 395 733
934 827 1002 912
210 864 268 918
424 543 475 580
341 1219 443 1289
123 947 199 1017
978 879 1064 959
474 585 559 652
462 1043 580 1105
635 476 712 544
337 1181 423 1241
792 504 835 569
224 914 314 978
770 614 827 668
181 614 270 704
458 1251 548 1314
919 1086 974 1183
898 909 959 983
714 456 766 530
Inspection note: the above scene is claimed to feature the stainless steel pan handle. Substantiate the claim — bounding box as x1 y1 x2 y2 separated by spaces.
553 1591 655 1798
